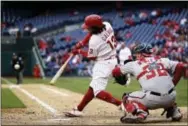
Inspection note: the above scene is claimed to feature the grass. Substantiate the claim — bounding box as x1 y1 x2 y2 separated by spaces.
54 77 187 106
1 77 46 84
1 88 26 108
1 79 7 84
175 79 188 106
2 77 188 106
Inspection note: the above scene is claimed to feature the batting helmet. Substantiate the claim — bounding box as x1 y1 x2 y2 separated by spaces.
82 14 103 29
132 43 153 54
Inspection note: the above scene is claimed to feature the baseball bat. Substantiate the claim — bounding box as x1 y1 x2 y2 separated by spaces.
50 54 73 85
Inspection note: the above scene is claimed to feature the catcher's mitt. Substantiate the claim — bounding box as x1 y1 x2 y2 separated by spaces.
114 74 128 86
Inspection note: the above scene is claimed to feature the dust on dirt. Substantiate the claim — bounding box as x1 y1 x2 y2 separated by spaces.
1 84 187 125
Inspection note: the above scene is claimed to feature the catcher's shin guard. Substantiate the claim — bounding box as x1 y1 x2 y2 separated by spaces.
120 94 148 123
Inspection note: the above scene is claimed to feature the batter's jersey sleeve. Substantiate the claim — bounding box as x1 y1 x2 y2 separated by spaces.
161 58 178 73
87 36 100 58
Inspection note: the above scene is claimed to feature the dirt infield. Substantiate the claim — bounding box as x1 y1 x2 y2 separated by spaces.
1 84 188 125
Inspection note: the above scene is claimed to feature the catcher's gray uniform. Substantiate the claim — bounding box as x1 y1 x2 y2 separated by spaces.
119 57 178 109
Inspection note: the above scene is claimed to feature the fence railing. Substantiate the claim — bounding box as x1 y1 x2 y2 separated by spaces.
32 47 46 79
33 38 47 69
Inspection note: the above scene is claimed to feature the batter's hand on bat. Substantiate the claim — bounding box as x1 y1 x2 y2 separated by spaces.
71 49 80 55
75 42 83 49
74 33 92 49
71 42 82 54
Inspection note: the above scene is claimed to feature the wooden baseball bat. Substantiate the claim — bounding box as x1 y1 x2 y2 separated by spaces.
50 54 73 85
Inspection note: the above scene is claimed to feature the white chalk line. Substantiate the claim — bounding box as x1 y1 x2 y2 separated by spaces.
47 118 71 121
40 85 69 97
1 78 57 115
146 123 188 125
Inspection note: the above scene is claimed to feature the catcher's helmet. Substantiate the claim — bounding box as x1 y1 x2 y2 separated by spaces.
82 14 103 29
132 43 153 54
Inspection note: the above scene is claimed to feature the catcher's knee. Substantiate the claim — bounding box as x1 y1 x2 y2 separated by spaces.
122 92 132 99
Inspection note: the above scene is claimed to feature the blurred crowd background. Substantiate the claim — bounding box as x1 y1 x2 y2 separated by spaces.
1 1 188 77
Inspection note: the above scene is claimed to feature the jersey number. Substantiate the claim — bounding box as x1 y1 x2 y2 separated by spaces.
143 63 168 80
89 49 93 54
107 35 117 49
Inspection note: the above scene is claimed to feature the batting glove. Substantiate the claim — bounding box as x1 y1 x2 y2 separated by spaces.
75 42 84 49
71 49 81 55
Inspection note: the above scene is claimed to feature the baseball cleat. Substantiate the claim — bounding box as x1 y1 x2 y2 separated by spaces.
171 108 183 121
120 113 146 123
120 116 145 123
64 107 83 117
165 104 183 121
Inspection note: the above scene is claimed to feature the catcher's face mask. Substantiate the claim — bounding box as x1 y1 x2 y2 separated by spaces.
135 53 143 60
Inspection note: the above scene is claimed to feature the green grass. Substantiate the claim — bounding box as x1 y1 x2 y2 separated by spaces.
55 77 91 94
175 79 188 106
3 77 188 106
49 77 188 106
1 79 7 84
1 77 46 84
1 88 26 108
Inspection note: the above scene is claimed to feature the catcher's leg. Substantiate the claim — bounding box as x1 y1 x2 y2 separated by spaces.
163 102 183 121
120 92 149 123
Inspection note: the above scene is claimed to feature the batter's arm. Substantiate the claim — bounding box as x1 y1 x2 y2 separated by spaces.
75 33 92 49
76 49 97 60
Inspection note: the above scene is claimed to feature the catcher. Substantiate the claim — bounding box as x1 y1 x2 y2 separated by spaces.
112 43 186 123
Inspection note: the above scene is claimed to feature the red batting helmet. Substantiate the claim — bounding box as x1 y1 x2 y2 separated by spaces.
82 14 103 29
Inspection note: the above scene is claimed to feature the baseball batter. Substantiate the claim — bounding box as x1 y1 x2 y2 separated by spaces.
64 14 122 117
112 43 185 123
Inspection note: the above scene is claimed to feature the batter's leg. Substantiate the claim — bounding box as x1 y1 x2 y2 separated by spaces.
77 87 94 111
96 90 121 106
64 88 122 117
64 87 94 117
